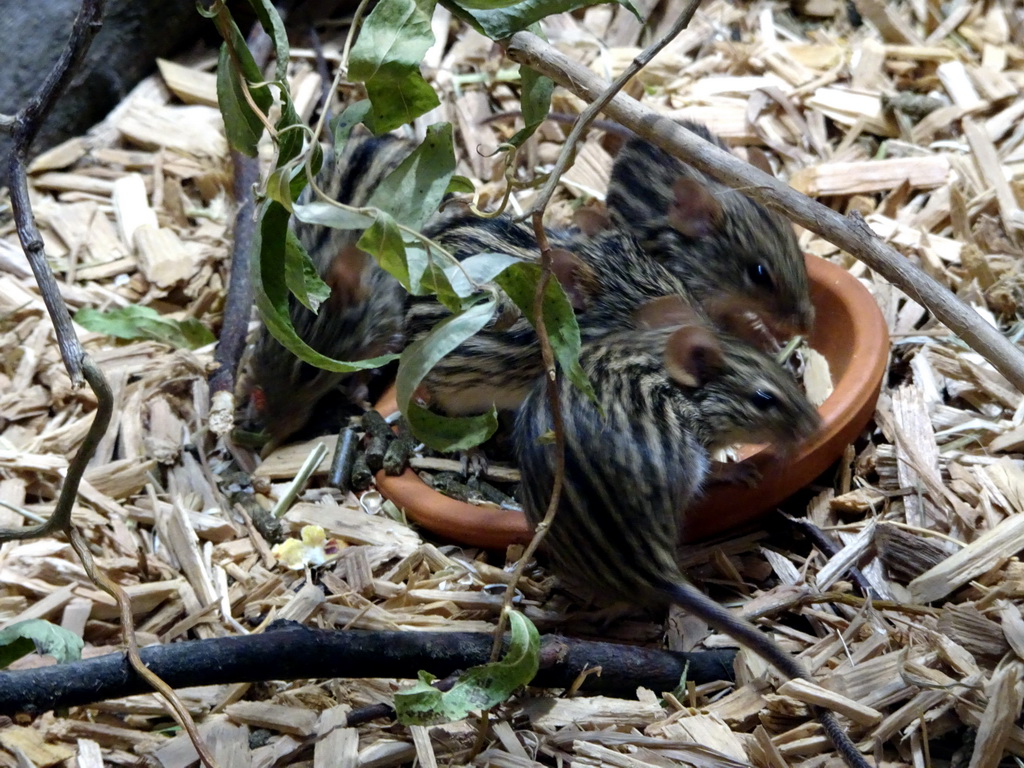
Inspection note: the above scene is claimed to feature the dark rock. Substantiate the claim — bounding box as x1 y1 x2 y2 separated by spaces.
0 0 211 182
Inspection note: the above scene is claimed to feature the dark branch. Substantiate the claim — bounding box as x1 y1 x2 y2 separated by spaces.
5 0 104 386
0 358 112 542
0 624 736 716
210 20 275 397
210 149 260 396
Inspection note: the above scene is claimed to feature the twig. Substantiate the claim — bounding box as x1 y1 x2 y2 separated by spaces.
795 590 938 617
1 2 219 762
525 0 702 218
68 529 220 768
503 31 1024 395
490 0 701 671
784 515 878 599
3 0 103 386
210 15 276 399
0 0 110 543
489 218 567 662
0 358 111 542
0 624 736 715
210 148 260 397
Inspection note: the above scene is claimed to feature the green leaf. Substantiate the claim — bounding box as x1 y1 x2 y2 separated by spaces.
394 611 540 725
245 0 289 80
265 158 303 209
403 243 431 298
275 91 307 170
215 14 273 157
445 0 641 39
416 248 461 310
217 41 270 157
507 64 553 148
0 620 84 668
395 299 500 451
252 200 399 372
403 401 499 452
75 306 215 350
494 262 595 402
349 0 441 132
445 0 522 8
367 123 457 230
331 101 373 147
364 63 441 135
445 175 475 196
357 212 411 290
292 201 376 230
284 230 331 312
445 252 522 299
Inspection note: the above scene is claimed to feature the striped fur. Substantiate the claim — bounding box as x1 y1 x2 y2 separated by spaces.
513 327 868 768
251 123 809 444
407 214 700 416
249 133 413 444
604 122 814 339
514 326 820 602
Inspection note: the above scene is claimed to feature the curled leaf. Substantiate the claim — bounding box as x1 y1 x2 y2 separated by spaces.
75 306 215 350
0 619 84 668
395 299 499 451
394 610 540 724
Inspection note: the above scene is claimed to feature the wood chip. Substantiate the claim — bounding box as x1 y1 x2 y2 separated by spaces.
776 679 883 726
790 155 950 196
156 58 218 107
225 701 319 736
909 513 1024 603
967 661 1024 768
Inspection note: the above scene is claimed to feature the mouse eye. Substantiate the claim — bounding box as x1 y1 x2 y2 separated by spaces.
751 389 778 410
748 263 774 289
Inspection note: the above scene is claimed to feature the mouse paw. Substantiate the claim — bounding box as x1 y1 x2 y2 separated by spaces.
708 460 761 488
459 446 489 478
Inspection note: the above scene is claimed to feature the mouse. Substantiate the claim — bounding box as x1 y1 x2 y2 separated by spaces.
512 318 869 768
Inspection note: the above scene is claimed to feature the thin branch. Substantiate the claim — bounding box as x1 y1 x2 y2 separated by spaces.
7 0 103 386
210 17 275 398
503 30 1024 395
68 529 220 768
525 0 702 219
783 515 878 599
485 2 715 659
490 218 567 660
2 2 219 762
0 358 112 542
210 149 259 398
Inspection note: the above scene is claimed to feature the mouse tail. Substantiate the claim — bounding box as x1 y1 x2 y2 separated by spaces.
662 580 872 768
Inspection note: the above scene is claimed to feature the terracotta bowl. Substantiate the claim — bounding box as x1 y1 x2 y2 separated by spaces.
374 254 889 548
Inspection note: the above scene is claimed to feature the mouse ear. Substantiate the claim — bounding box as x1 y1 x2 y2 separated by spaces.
573 206 613 237
549 248 593 312
633 295 702 329
745 146 773 175
668 177 723 238
664 324 724 388
326 243 371 307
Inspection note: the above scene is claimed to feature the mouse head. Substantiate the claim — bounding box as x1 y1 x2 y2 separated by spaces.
631 296 725 387
691 335 821 452
662 174 814 345
605 129 814 347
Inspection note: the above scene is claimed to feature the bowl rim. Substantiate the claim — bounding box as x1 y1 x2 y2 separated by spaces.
373 254 889 548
